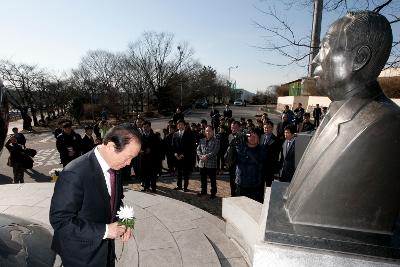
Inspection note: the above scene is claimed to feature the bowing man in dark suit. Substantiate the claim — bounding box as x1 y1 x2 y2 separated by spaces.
279 124 296 183
172 119 194 191
50 123 142 267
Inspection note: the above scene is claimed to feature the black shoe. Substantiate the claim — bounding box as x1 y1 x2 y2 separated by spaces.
140 188 147 192
183 188 188 192
151 189 157 193
197 192 206 196
174 187 183 190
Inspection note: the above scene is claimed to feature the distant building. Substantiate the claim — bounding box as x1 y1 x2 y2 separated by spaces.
276 68 400 112
277 77 329 112
280 77 317 97
233 88 255 102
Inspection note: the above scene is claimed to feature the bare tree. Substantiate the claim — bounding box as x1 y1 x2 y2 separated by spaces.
0 60 46 128
77 50 122 94
43 74 72 119
255 0 400 71
117 53 146 114
127 31 194 111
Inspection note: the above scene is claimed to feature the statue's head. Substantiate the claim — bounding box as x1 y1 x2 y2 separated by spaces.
0 80 8 153
313 11 392 100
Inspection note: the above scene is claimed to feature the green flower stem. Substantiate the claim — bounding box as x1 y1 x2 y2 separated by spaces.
118 219 135 229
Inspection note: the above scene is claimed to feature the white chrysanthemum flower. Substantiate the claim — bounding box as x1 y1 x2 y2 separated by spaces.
117 206 135 222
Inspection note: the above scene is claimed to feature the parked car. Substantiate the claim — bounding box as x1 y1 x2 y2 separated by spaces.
194 98 208 109
233 99 243 106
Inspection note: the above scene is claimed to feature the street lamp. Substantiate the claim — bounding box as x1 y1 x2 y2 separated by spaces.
228 66 238 102
180 83 183 107
228 65 238 83
177 46 183 107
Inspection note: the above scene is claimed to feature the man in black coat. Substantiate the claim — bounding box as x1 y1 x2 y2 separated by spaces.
276 114 292 144
210 105 220 130
260 121 280 187
140 120 160 192
81 125 96 155
164 125 176 175
5 135 26 183
56 122 82 167
223 104 232 118
12 127 26 148
172 107 184 124
312 104 322 127
293 103 305 128
299 113 315 132
50 123 141 267
226 121 243 196
279 124 296 183
172 119 194 191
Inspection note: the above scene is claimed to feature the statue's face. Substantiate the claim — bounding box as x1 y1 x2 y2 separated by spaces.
313 17 354 100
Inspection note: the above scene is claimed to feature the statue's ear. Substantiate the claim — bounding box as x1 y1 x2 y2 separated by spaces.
353 45 371 71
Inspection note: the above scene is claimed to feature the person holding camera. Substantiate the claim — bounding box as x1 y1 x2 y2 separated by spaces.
233 127 266 203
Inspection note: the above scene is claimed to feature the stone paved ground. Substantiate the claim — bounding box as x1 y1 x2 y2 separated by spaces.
128 171 231 219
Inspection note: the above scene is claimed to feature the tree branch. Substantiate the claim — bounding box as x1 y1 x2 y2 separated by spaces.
373 0 393 13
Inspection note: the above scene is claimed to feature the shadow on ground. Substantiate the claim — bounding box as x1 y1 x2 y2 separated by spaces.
126 173 230 219
25 169 51 182
0 174 13 184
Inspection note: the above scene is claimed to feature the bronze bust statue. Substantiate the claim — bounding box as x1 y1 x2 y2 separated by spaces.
285 11 400 235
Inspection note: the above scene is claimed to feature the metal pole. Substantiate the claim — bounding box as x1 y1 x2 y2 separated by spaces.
90 90 94 122
180 83 183 107
308 0 323 76
228 66 238 102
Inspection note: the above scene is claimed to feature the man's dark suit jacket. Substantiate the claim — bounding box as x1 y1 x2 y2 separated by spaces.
260 133 280 186
141 132 161 175
223 109 232 118
81 134 95 155
279 139 296 183
172 131 195 169
49 149 124 267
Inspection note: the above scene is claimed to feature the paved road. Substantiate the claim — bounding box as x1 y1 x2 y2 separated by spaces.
0 105 279 184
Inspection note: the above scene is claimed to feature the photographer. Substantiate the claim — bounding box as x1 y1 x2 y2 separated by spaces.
210 108 220 130
224 121 243 196
233 127 266 203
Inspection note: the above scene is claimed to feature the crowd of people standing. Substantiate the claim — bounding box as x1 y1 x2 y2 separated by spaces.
126 102 324 203
6 102 324 204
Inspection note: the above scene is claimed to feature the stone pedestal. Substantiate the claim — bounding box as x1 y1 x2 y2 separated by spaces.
253 242 400 267
253 182 400 267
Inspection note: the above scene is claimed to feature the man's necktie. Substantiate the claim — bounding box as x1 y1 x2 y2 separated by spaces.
263 139 267 146
286 141 292 156
108 169 116 220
